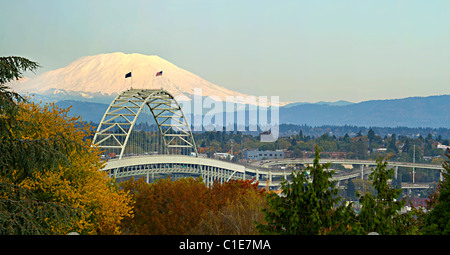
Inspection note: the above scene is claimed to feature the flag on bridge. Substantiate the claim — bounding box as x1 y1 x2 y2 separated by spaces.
125 72 132 78
155 70 163 77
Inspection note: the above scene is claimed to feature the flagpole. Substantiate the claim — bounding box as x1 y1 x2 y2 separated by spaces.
125 72 132 90
155 70 163 90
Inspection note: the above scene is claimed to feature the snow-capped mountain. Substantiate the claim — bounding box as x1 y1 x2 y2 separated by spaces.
10 52 283 106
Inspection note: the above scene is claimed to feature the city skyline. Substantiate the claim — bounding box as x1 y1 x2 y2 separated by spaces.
1 0 449 103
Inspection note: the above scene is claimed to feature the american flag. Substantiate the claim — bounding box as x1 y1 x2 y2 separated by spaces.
156 70 163 77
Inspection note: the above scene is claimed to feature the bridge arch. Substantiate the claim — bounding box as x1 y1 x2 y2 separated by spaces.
92 89 198 159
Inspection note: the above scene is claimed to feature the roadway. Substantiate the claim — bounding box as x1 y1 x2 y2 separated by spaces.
257 158 444 170
102 155 444 189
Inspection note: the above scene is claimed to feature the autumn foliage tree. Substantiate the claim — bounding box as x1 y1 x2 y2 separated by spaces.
1 56 134 234
207 178 265 211
1 56 83 234
193 187 266 235
0 100 134 234
120 177 209 235
120 177 267 235
193 178 266 235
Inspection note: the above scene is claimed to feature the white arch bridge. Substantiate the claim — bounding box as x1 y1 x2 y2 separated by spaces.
93 89 445 189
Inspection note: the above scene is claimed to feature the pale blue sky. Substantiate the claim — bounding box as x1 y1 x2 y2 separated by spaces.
1 0 449 103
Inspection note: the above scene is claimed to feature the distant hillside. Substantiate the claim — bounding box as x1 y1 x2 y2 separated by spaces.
57 94 450 129
279 95 450 128
283 100 354 108
56 100 109 123
278 124 450 139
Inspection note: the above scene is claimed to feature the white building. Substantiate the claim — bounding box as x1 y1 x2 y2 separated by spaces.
214 152 234 160
437 144 450 150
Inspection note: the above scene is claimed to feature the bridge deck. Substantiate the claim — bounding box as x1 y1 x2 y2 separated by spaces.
102 155 443 189
259 158 444 170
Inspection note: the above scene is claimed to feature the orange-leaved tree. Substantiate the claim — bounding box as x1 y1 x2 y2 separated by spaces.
8 101 133 234
193 180 267 235
121 177 209 235
207 178 265 211
120 177 267 235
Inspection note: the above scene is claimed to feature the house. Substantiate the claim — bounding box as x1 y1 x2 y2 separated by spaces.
406 198 429 208
372 148 387 153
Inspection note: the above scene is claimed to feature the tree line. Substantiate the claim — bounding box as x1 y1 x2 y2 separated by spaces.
278 124 450 140
192 128 448 164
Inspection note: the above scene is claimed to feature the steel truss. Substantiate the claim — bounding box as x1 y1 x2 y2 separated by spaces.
92 89 198 159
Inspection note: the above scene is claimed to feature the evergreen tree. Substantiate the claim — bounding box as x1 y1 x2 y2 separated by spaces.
346 180 357 201
387 134 398 153
367 128 375 146
298 129 304 141
258 147 360 234
403 139 410 154
0 56 65 182
0 56 88 234
357 156 410 234
424 149 450 234
344 133 350 140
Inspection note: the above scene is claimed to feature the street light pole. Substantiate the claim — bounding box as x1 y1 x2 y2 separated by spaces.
413 145 415 183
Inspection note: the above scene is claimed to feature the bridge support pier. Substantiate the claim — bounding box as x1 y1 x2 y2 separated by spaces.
395 166 398 179
360 165 364 180
144 172 154 183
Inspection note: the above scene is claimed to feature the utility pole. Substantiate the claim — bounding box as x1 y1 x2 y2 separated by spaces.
412 145 416 183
